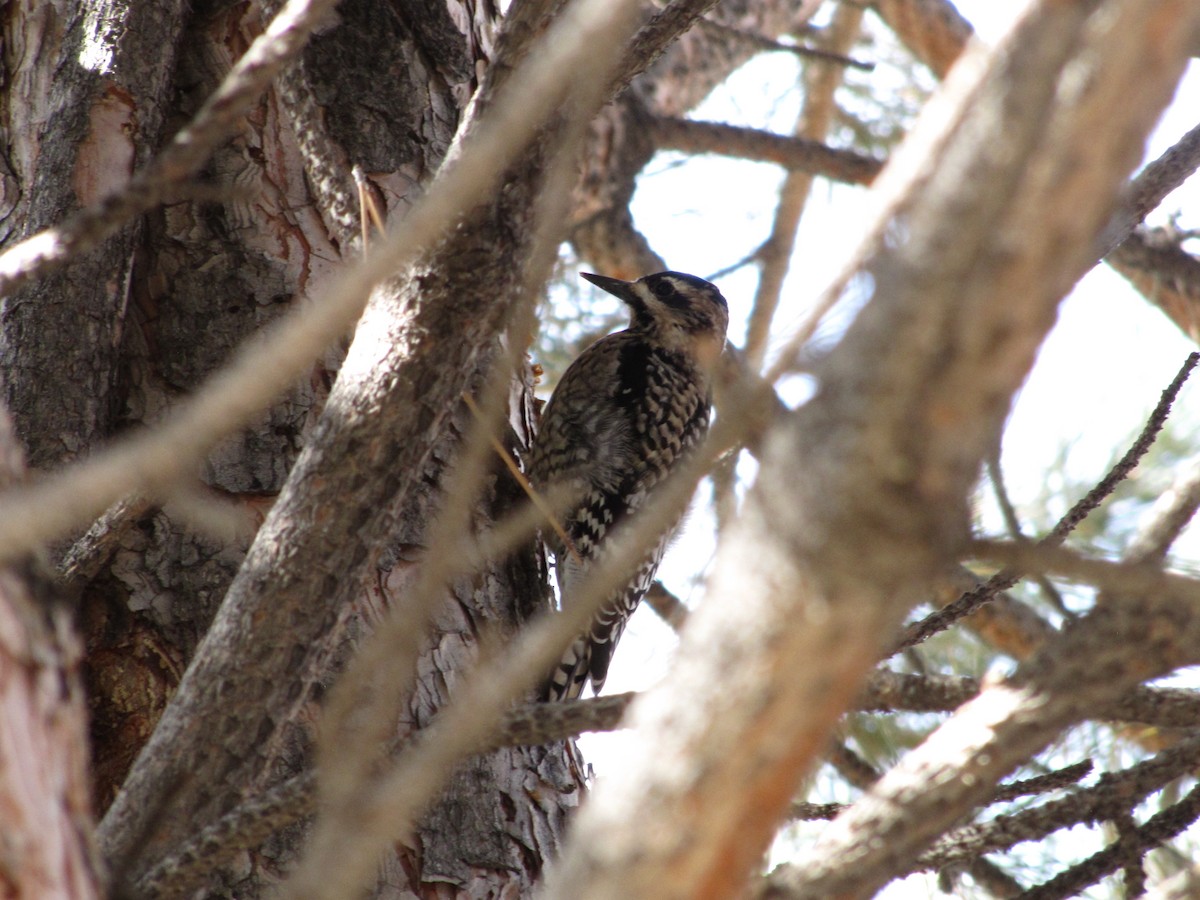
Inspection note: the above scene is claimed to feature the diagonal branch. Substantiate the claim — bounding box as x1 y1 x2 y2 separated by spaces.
1020 782 1200 900
898 351 1199 650
1108 225 1200 342
869 0 974 79
1098 119 1200 256
650 116 883 185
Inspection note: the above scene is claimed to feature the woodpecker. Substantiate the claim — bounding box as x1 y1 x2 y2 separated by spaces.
529 271 730 701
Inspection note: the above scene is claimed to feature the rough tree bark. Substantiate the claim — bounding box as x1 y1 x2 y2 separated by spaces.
0 0 186 468
3 0 796 897
2 0 587 896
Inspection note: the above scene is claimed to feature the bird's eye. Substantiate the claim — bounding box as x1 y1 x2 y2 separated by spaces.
651 280 675 299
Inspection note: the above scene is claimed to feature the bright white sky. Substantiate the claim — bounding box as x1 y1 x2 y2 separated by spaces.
569 4 1200 894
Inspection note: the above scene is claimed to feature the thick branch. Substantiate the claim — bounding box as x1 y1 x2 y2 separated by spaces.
870 1 1200 354
869 0 974 79
1108 226 1200 342
1021 782 1200 899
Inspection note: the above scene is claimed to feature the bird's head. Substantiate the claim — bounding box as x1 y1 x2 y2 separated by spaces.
581 271 730 366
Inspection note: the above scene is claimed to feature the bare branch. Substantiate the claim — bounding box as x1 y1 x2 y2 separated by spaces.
859 668 976 712
1021 782 1200 900
1127 455 1200 563
644 580 690 630
869 0 973 79
136 771 317 898
651 116 883 185
1099 119 1200 256
991 453 1072 619
827 741 880 791
259 0 361 248
970 539 1200 608
55 495 153 588
745 4 865 370
899 351 1199 650
908 739 1200 877
868 665 1200 730
137 691 635 897
992 761 1095 804
931 566 1057 660
783 499 1200 895
1109 225 1200 343
789 801 843 822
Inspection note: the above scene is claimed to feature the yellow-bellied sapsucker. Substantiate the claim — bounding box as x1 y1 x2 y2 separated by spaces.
529 271 729 700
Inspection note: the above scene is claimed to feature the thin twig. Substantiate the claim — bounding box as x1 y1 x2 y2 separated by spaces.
991 760 1093 804
1019 782 1200 900
827 741 879 791
644 580 690 630
694 17 875 70
908 736 1200 877
897 352 1199 651
986 450 1070 617
790 801 844 821
1098 119 1200 257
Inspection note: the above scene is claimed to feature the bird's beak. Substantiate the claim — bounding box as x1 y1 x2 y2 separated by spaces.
581 272 639 305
